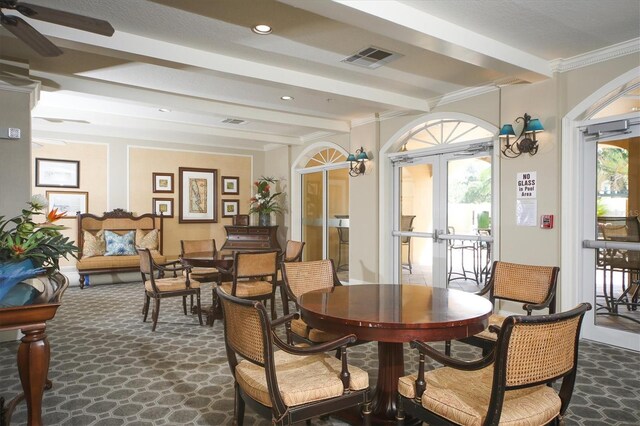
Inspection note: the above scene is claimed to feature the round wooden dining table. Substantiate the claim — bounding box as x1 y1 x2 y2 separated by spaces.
299 284 493 424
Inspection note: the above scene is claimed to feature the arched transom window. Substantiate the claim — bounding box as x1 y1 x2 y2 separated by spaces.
305 148 346 168
400 119 493 151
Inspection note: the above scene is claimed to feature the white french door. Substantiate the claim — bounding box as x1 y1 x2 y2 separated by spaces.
391 143 494 287
579 115 640 350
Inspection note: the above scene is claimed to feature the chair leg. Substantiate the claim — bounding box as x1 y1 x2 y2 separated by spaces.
395 394 404 426
151 297 160 332
408 242 412 274
142 294 150 322
362 400 372 426
182 296 188 315
445 340 451 356
196 291 203 326
234 383 245 426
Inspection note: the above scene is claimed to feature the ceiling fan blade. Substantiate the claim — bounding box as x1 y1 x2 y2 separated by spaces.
1 14 62 56
16 2 114 36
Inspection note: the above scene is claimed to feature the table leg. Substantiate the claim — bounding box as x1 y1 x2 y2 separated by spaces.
17 325 50 426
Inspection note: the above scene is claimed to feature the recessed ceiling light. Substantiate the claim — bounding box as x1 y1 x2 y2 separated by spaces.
252 24 272 35
158 108 171 113
281 95 294 101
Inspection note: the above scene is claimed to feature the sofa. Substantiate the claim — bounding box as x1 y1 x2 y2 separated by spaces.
76 209 165 288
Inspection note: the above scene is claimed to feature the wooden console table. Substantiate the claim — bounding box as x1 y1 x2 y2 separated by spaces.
220 225 281 252
0 303 60 426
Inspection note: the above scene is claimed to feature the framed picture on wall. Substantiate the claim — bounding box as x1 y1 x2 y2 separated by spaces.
152 198 174 218
221 176 240 195
36 158 80 188
179 167 218 223
153 172 174 193
46 191 88 217
222 199 239 217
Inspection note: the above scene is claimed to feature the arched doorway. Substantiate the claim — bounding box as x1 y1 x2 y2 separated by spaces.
379 113 499 286
562 67 640 350
291 143 350 279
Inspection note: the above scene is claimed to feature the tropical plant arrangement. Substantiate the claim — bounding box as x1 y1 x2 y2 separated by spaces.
248 177 282 225
0 195 78 274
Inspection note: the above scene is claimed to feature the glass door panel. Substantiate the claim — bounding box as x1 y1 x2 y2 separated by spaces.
399 162 435 285
328 168 350 276
302 172 323 261
593 138 639 333
446 155 492 287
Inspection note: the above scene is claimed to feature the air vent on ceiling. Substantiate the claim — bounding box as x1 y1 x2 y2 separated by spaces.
222 118 247 125
342 46 402 69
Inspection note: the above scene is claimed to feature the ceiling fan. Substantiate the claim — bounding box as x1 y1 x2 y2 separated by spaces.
0 1 114 57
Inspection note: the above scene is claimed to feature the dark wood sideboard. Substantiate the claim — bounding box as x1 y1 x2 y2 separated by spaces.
220 225 281 252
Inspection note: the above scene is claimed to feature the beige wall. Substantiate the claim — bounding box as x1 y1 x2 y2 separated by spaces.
129 147 253 257
31 142 109 267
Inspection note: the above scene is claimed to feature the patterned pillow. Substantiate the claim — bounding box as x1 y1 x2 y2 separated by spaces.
104 230 137 256
136 229 159 251
82 230 105 258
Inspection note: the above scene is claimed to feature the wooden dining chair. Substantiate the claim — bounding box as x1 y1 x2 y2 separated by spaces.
281 259 350 345
180 239 219 283
397 303 591 426
446 260 559 355
277 240 305 313
216 250 279 319
217 289 371 425
137 248 203 331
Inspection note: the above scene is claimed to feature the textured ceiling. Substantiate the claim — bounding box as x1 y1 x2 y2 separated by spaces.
0 0 638 150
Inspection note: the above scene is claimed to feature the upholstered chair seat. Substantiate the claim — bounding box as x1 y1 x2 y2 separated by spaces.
235 350 369 408
474 314 505 341
145 277 201 293
398 367 560 426
396 303 591 426
219 279 273 298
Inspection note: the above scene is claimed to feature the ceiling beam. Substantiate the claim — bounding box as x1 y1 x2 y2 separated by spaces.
26 20 431 112
281 0 551 82
31 70 350 134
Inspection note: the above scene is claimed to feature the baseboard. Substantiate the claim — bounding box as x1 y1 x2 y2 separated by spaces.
60 266 139 287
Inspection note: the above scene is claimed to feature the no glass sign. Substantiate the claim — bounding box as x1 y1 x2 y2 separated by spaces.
516 172 536 198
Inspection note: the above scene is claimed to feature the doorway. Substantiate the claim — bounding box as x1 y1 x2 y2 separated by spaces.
389 117 495 288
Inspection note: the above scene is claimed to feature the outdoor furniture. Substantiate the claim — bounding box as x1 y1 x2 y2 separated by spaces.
299 284 492 423
335 215 349 272
216 250 279 319
447 261 559 355
396 303 591 426
447 226 479 284
137 248 202 331
401 215 416 274
217 289 372 425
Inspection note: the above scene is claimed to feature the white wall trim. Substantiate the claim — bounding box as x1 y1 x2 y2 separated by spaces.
300 131 337 142
127 144 255 158
351 110 411 128
0 77 41 109
290 141 349 241
378 112 499 283
550 38 640 74
560 66 640 349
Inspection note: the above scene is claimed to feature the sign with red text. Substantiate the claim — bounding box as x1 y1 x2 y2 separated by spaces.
516 172 537 199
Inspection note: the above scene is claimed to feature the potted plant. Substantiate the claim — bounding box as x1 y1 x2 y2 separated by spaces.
0 195 78 303
248 177 282 226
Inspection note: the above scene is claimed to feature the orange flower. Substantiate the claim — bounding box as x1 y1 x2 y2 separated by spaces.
46 208 66 223
11 244 25 255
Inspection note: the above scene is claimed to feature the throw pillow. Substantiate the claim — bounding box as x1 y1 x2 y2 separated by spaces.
82 230 105 258
104 230 137 256
136 229 159 251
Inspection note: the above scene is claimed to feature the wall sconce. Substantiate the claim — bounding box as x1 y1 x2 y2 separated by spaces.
499 113 544 158
346 146 369 177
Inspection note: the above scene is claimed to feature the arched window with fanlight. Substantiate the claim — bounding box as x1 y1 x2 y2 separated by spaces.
295 146 350 279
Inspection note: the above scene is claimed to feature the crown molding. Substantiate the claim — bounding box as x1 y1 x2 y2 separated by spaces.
550 38 640 73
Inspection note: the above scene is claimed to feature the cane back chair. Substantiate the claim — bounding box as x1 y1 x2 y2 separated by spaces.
180 239 219 283
137 248 202 331
216 250 279 319
397 303 591 426
281 259 350 345
277 240 305 313
448 261 559 355
217 289 371 425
